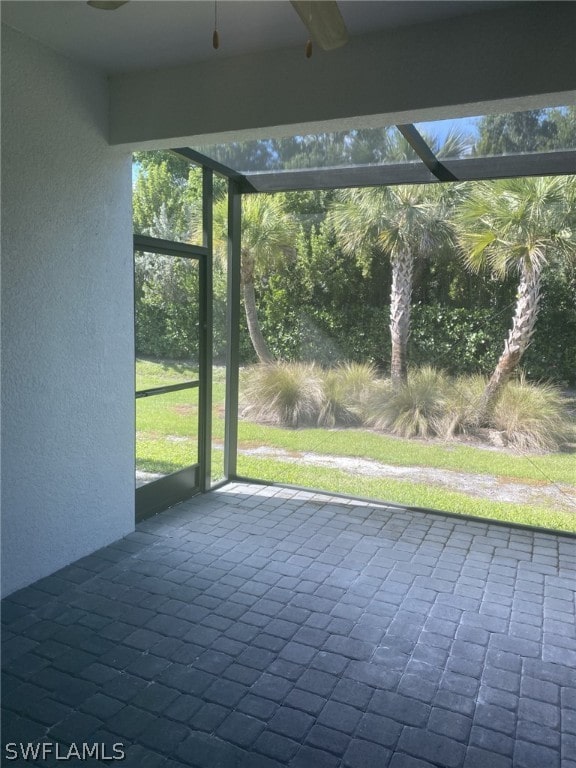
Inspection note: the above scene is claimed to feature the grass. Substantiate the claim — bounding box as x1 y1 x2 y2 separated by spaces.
241 362 325 427
492 377 575 452
366 366 449 437
136 358 576 532
319 362 378 427
236 421 576 485
241 361 379 428
136 357 200 390
236 456 576 533
136 358 226 478
242 361 574 452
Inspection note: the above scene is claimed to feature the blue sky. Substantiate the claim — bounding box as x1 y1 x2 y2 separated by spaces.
416 116 481 144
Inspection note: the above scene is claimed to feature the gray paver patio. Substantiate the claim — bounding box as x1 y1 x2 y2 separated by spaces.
2 482 575 767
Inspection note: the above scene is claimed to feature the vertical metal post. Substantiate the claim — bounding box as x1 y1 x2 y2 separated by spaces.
224 179 241 479
198 167 213 491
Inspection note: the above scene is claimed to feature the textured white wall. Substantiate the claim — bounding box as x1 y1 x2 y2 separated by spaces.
1 25 134 597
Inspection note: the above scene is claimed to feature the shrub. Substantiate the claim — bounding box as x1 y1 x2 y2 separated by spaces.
522 267 576 386
241 361 379 428
318 362 378 427
366 367 450 438
241 361 574 454
240 362 325 427
491 377 574 452
408 304 505 376
440 374 487 438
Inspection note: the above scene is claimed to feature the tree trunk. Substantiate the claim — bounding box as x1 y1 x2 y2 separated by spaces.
389 251 414 389
475 260 542 425
241 253 274 365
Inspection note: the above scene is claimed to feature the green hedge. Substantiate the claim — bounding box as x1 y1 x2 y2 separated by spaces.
136 267 576 385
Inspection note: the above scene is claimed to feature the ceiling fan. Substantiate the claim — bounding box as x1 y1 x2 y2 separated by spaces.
86 1 349 51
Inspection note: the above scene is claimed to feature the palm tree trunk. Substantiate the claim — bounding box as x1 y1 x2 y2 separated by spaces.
475 260 542 425
389 251 414 388
241 253 274 365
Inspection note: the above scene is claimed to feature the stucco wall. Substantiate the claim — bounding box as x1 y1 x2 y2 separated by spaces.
1 25 134 596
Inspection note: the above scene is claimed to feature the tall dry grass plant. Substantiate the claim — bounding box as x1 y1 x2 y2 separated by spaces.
440 374 486 438
318 362 378 427
366 366 449 438
491 377 574 452
241 362 573 453
241 362 325 427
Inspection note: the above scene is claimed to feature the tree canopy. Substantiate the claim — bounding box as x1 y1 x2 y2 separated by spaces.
132 144 576 386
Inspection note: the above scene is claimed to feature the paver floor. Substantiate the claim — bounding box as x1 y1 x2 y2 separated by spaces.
2 482 575 767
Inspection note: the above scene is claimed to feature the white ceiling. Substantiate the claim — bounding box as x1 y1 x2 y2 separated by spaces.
1 0 518 74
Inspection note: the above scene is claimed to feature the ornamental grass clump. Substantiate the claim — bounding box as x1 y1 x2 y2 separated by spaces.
318 362 379 428
490 376 574 453
241 362 325 427
440 374 487 438
367 366 449 438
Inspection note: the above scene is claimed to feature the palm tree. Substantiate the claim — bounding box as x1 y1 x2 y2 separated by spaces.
330 183 455 387
328 129 467 388
456 175 576 424
213 194 298 364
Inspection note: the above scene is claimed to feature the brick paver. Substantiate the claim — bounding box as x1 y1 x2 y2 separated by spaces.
2 482 575 766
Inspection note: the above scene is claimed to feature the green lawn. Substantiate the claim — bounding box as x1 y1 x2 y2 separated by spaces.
236 421 576 485
136 359 576 532
236 456 575 532
136 359 226 479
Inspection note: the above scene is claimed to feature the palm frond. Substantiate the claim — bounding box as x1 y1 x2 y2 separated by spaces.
455 176 576 278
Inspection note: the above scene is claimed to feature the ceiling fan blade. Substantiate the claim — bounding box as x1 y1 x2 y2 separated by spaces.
290 1 349 50
87 1 129 9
